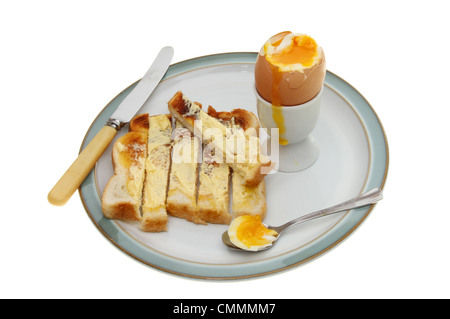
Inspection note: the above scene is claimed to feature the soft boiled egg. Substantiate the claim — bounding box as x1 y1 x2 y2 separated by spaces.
254 31 326 106
228 215 278 251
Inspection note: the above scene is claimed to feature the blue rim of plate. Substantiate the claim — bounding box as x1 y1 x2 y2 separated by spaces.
79 52 389 280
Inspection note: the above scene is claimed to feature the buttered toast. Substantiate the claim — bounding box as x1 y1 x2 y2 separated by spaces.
167 91 272 187
166 121 205 224
141 114 172 232
204 106 267 221
102 92 270 231
101 123 148 221
231 169 267 220
102 113 173 232
197 154 231 225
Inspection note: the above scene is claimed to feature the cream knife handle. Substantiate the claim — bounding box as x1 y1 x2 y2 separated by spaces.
48 125 118 206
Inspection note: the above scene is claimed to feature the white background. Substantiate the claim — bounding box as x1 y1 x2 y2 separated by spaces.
1 0 449 299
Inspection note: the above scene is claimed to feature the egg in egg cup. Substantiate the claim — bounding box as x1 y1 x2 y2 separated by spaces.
255 32 326 172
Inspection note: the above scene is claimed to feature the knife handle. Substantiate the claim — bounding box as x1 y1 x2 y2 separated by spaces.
48 125 118 206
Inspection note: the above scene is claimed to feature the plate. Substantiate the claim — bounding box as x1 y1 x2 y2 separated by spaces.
80 52 389 279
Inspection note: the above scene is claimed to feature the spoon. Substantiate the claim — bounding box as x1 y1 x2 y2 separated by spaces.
222 187 383 252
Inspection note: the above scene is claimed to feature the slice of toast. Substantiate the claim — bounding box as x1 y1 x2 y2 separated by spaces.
101 125 148 221
197 152 231 225
196 107 260 225
206 106 267 220
166 121 205 225
231 170 267 220
167 91 272 187
141 114 172 232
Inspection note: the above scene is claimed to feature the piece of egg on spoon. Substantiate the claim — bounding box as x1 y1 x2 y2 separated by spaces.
228 215 278 251
255 31 326 106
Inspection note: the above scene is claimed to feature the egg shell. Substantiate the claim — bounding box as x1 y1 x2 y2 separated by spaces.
254 47 326 106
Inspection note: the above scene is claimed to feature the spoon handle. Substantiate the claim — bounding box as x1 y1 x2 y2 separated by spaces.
271 188 383 233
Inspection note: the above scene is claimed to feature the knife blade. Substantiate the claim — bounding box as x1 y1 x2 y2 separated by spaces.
48 46 174 206
108 46 174 127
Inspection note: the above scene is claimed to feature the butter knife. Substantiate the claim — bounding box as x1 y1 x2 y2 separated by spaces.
48 46 174 206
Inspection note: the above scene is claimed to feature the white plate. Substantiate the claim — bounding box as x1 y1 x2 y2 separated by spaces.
80 52 389 279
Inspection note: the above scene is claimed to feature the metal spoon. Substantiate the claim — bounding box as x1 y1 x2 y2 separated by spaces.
222 187 383 252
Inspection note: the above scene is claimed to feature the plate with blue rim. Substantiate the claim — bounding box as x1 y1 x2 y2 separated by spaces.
79 52 389 280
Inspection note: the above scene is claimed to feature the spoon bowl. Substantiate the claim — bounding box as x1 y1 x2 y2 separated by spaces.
222 187 383 252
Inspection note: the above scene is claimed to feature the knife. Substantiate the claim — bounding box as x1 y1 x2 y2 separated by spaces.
48 46 174 206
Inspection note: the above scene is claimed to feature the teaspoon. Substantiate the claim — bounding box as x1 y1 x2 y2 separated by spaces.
222 187 383 252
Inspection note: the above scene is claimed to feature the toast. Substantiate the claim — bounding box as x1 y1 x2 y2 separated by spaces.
141 114 172 232
231 170 267 220
102 92 269 229
129 112 150 133
197 151 231 224
206 106 267 220
167 91 272 187
101 124 148 221
166 121 205 224
196 106 259 224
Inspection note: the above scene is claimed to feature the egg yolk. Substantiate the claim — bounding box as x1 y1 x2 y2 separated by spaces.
263 34 319 144
271 106 288 145
267 35 318 68
235 215 278 248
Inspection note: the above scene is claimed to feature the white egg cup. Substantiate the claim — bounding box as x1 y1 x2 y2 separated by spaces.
255 86 322 173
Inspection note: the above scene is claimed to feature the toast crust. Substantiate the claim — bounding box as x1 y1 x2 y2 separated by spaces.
102 177 142 221
207 106 260 134
141 208 169 232
166 202 202 224
129 113 150 133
